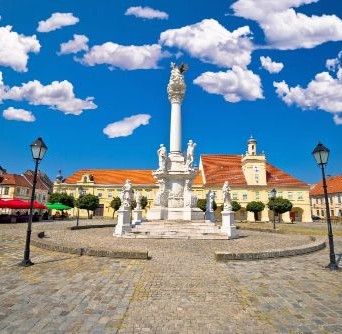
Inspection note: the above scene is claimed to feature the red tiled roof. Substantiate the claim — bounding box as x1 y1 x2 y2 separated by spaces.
266 163 308 187
0 173 31 187
200 155 308 187
201 155 247 186
64 169 156 185
310 174 342 196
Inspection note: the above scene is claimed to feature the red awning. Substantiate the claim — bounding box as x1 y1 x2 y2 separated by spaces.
0 199 47 209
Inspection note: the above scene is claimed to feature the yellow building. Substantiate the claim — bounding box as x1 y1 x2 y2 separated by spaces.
54 138 312 222
310 174 342 219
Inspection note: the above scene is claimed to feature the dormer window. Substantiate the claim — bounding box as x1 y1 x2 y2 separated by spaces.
83 176 87 183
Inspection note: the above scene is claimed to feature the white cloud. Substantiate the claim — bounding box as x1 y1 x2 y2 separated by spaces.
1 75 96 115
81 42 165 70
103 114 151 138
260 56 284 73
159 19 253 68
193 66 263 102
125 6 169 20
3 107 35 122
0 26 40 72
274 71 342 125
37 13 79 33
59 34 89 55
231 0 342 50
326 50 342 71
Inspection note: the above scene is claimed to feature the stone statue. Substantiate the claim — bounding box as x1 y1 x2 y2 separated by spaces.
120 179 133 209
135 190 142 210
167 62 188 103
206 190 215 212
222 181 232 211
157 144 167 171
186 140 196 170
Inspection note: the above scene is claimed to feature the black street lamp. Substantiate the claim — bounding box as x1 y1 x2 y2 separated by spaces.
20 137 47 267
0 166 6 198
76 186 84 227
312 143 339 270
270 188 277 230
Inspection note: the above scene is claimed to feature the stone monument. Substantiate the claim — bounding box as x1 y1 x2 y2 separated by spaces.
114 179 133 235
220 181 238 238
205 190 216 222
146 63 204 221
132 190 143 226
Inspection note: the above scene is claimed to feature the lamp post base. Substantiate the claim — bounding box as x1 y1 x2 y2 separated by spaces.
19 259 34 267
326 262 340 271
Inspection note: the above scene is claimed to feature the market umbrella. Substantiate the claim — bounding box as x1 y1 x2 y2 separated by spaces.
46 202 72 210
0 199 30 209
0 199 47 209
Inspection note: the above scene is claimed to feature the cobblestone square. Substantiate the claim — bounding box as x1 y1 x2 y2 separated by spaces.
0 221 341 333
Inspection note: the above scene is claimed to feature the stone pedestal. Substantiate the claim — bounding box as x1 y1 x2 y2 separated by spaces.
205 211 215 223
132 209 143 226
221 210 238 238
114 209 131 236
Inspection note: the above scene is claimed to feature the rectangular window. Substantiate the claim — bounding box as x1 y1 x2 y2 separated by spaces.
4 187 9 195
321 209 325 217
26 189 30 196
331 209 334 216
288 192 293 200
108 190 113 198
255 191 260 200
15 187 20 195
338 195 341 204
316 210 319 216
242 193 247 200
232 193 238 200
98 192 102 198
330 197 333 205
297 192 303 200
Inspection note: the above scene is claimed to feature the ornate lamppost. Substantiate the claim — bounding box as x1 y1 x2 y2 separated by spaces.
20 137 47 267
312 143 339 270
76 186 84 227
0 166 6 198
270 188 277 230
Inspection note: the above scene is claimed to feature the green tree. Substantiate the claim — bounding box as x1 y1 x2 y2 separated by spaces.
246 201 265 221
110 197 121 218
268 197 293 219
48 192 75 208
197 199 217 212
131 196 149 210
78 194 99 218
141 196 148 209
231 201 241 212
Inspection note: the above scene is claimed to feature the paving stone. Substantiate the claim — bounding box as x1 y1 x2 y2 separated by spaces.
0 221 341 333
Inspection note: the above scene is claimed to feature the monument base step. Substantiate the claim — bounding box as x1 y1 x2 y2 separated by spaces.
122 220 230 239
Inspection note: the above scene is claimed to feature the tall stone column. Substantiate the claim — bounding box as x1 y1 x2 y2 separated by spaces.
167 62 186 154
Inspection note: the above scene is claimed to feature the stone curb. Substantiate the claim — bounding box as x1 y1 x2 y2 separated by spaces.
69 224 116 230
215 237 326 262
31 233 149 260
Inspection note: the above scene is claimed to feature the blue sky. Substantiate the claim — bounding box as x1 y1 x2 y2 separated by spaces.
0 0 341 184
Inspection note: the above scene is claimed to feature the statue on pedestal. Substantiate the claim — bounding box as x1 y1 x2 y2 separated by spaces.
120 179 132 209
206 190 215 212
222 181 232 211
167 62 188 103
157 144 167 171
135 190 142 210
186 140 196 170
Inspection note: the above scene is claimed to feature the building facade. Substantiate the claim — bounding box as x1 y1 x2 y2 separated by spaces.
0 169 52 209
53 138 312 223
310 174 342 218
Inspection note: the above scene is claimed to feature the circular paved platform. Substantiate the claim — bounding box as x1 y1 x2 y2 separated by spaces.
1 220 326 260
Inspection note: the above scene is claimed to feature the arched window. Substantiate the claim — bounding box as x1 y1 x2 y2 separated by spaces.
83 176 87 183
